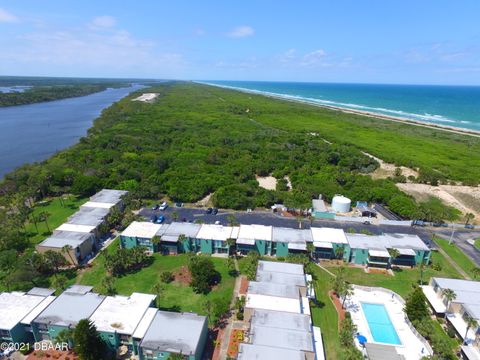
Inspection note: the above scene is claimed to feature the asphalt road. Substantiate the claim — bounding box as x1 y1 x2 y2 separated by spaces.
434 228 480 266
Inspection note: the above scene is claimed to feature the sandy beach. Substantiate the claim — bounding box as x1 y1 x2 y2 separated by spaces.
200 82 480 138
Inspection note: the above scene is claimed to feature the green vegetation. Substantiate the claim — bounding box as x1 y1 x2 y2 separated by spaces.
434 237 478 279
310 250 463 360
0 84 113 107
79 246 235 319
25 196 87 245
475 238 480 250
188 255 220 294
1 82 466 222
73 319 109 360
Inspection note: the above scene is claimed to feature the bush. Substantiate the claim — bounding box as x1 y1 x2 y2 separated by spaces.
431 262 442 271
188 256 219 294
160 271 174 283
446 323 457 338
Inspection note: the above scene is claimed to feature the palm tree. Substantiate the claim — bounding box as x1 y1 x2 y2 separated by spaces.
227 214 238 227
464 316 479 344
340 282 354 308
152 281 164 308
226 237 236 256
335 246 345 261
152 236 162 253
306 242 315 260
61 245 76 265
178 234 189 253
172 211 179 222
38 211 51 232
388 248 400 267
442 288 457 314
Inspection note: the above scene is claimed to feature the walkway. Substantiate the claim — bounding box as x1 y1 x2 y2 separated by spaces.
216 258 244 360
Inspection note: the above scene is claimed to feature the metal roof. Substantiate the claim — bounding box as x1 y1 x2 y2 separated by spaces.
89 189 128 205
365 343 404 360
346 233 429 251
34 288 105 327
160 222 202 240
238 344 305 360
251 309 311 332
250 325 314 352
140 311 207 355
256 270 307 288
272 227 312 244
66 206 109 227
195 224 236 241
312 199 327 212
39 231 93 249
27 288 55 297
248 281 299 299
257 260 304 275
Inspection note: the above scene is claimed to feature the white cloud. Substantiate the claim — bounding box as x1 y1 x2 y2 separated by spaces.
227 25 254 38
0 8 18 23
89 15 116 29
300 49 327 67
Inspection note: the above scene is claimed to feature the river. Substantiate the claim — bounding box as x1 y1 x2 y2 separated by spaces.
0 84 144 178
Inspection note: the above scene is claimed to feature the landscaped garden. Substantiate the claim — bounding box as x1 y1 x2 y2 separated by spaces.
310 250 466 360
78 242 235 320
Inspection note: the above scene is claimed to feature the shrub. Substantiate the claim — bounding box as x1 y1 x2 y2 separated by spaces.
160 271 174 283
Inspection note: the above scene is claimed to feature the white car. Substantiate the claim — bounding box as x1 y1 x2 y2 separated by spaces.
159 201 168 211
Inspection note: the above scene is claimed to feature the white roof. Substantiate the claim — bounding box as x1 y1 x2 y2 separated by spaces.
313 326 326 360
310 227 348 244
421 285 447 313
21 296 56 325
121 221 163 239
132 307 158 339
0 292 51 330
246 293 302 314
237 224 272 241
313 241 333 249
56 223 96 233
368 249 390 258
90 293 156 335
237 238 255 245
195 224 235 241
257 261 304 275
81 201 115 209
396 247 416 256
288 242 307 251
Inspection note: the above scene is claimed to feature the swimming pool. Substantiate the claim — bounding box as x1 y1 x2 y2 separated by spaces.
361 302 401 345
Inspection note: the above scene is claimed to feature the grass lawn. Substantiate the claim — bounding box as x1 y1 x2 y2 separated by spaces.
434 237 478 279
25 196 87 245
475 238 480 250
78 241 235 316
311 251 463 360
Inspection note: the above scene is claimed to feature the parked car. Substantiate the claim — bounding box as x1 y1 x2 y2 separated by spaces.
212 208 218 215
149 215 157 223
363 220 371 225
215 220 221 225
206 207 213 214
175 202 184 207
412 220 426 227
159 201 168 211
156 215 165 224
152 204 159 210
432 222 444 227
465 224 475 229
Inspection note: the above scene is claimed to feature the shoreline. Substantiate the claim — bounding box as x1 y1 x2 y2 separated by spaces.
198 81 480 138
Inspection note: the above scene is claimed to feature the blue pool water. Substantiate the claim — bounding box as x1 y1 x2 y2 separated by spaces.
361 302 401 345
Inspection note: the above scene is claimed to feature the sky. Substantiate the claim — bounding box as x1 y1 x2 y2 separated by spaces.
1 1 480 85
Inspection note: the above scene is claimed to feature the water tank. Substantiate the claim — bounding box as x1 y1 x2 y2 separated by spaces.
332 195 351 213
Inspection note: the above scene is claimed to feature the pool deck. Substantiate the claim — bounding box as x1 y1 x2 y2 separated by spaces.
345 286 433 360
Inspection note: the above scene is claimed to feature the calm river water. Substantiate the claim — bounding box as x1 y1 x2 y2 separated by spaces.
0 85 144 178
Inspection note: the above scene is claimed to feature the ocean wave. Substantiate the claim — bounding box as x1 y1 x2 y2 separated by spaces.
198 81 469 127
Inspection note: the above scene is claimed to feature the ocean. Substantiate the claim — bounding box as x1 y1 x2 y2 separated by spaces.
203 81 480 132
